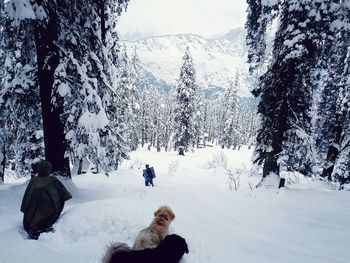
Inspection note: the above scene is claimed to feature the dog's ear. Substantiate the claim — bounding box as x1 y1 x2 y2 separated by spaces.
168 210 175 220
154 208 160 217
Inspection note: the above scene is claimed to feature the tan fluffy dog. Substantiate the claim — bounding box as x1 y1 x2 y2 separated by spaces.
132 206 175 250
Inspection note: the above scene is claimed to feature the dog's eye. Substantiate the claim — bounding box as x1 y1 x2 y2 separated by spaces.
161 215 168 221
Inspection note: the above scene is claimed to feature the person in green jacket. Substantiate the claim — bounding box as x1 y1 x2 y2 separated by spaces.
20 160 72 239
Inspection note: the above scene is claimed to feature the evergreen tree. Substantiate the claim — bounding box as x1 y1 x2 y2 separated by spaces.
32 0 72 177
162 94 175 151
172 47 197 155
0 1 44 177
219 75 239 149
52 0 130 174
331 23 350 185
0 1 6 182
246 1 331 186
247 0 350 188
137 86 170 151
314 1 350 186
238 97 258 148
192 84 204 148
127 47 142 150
0 0 129 177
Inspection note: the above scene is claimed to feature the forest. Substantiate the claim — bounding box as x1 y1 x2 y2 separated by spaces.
0 1 349 187
0 1 349 263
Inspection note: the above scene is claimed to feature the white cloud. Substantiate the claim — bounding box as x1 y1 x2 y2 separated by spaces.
117 0 247 39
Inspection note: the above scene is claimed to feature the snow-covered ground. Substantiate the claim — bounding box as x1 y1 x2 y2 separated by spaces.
0 146 349 263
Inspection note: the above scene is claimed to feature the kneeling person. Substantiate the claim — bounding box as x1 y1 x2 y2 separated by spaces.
20 160 72 239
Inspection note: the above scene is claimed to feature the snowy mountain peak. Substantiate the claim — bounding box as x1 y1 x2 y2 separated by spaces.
124 28 251 97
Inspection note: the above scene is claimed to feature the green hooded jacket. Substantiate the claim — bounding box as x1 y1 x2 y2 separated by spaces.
20 176 72 232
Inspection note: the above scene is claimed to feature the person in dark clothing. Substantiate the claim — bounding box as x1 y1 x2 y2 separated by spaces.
20 160 72 239
30 162 38 178
102 234 189 263
143 164 156 187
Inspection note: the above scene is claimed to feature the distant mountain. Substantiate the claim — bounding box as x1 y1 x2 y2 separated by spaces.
124 27 252 97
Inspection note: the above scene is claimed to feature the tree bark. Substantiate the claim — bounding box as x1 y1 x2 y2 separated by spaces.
0 142 5 182
77 158 83 175
262 152 279 178
156 138 161 152
321 123 342 181
278 178 285 188
100 0 106 46
178 146 185 156
35 3 70 178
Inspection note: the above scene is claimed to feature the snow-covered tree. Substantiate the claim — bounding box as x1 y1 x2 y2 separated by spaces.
172 47 197 155
137 85 173 152
0 0 130 178
127 47 142 150
247 0 350 188
314 2 350 186
192 84 205 148
0 1 44 177
51 1 130 174
219 75 239 149
333 36 350 185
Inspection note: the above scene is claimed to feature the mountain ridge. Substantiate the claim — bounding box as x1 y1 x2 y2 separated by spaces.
123 27 252 97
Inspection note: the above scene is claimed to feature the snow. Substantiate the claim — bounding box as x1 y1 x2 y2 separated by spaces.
78 109 109 132
5 0 36 20
124 29 251 97
57 83 71 97
1 146 350 263
283 34 305 48
345 0 350 9
261 0 279 7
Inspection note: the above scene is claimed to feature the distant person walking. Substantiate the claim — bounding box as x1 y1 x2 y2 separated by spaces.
20 160 72 239
143 164 156 187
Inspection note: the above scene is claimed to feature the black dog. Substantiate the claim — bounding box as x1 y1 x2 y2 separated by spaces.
103 234 189 263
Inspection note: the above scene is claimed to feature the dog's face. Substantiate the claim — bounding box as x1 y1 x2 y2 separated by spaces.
153 206 175 227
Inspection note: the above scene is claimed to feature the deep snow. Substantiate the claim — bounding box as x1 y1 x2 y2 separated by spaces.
0 146 349 263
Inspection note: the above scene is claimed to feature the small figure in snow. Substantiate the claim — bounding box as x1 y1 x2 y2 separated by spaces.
20 160 72 239
143 164 156 187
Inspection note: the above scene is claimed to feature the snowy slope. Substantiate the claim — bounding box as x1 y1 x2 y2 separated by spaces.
1 147 350 263
124 28 252 97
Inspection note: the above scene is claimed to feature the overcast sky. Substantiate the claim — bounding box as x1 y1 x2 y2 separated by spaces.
117 0 248 40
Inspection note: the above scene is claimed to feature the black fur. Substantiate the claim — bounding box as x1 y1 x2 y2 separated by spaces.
109 234 189 263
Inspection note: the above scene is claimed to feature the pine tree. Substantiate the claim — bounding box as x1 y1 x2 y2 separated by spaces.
127 47 142 150
219 75 239 149
0 0 130 177
331 13 350 185
162 94 175 152
51 0 130 174
0 1 44 177
247 0 350 188
0 1 6 182
172 47 197 155
314 1 350 186
246 1 332 186
238 97 258 149
192 84 204 148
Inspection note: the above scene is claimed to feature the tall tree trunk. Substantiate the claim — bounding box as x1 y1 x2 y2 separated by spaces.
178 146 185 156
77 158 83 175
100 0 106 46
263 97 288 178
321 122 342 181
156 137 161 152
35 3 70 178
0 142 5 183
